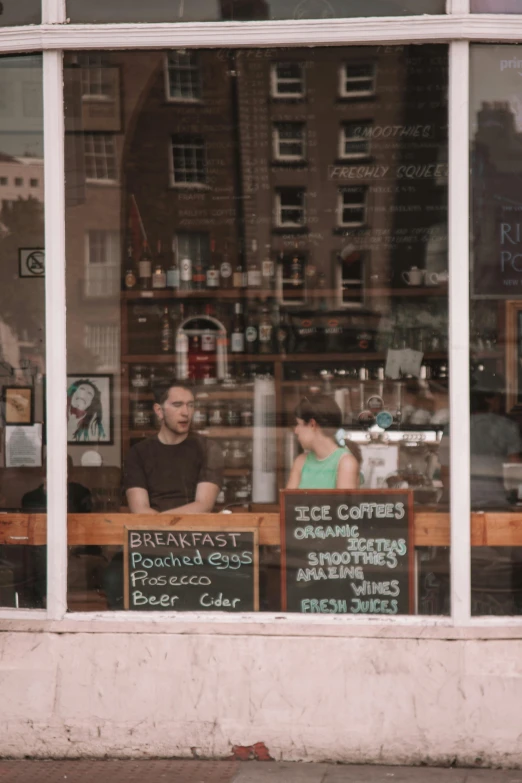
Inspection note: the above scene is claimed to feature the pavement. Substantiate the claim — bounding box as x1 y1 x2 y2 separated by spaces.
1 761 522 783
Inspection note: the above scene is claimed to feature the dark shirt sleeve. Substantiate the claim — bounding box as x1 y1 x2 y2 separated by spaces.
198 438 224 489
123 445 149 492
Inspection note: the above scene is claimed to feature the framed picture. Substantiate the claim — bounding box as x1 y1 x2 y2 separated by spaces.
5 424 42 468
67 374 113 444
3 386 33 424
19 248 45 278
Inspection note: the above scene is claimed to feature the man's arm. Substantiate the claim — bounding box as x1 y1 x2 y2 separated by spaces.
161 481 219 514
126 487 158 514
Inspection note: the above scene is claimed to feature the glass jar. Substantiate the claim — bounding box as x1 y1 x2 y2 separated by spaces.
208 400 226 427
130 365 149 391
132 401 151 428
192 402 208 430
228 439 247 469
240 401 253 428
234 475 251 504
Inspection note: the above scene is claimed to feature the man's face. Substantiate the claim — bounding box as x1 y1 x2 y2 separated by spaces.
155 386 195 435
71 383 95 412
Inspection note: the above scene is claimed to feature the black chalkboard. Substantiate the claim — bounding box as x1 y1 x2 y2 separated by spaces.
281 490 414 615
124 526 259 611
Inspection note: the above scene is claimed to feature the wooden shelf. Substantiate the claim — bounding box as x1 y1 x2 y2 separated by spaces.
224 468 251 477
122 285 448 302
123 351 448 365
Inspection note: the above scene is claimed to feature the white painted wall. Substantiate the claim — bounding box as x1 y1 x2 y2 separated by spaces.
1 626 521 764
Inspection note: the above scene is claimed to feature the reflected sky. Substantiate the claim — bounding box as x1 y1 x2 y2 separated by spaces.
66 0 445 23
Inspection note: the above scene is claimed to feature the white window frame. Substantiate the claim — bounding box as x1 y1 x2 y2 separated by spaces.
339 121 372 160
77 53 114 103
275 187 306 227
337 186 367 227
9 0 522 635
83 132 118 184
170 136 207 187
164 50 201 102
273 122 306 161
84 229 121 299
270 62 305 99
339 62 376 98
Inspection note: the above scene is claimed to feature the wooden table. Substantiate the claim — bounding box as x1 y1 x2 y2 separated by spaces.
0 510 520 547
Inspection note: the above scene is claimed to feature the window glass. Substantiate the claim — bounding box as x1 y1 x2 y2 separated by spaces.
64 46 449 616
469 44 522 616
0 1 40 26
66 0 445 23
472 1 522 11
0 55 45 609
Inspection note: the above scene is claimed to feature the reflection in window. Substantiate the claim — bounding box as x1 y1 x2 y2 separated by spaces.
271 63 304 98
338 186 366 227
85 231 120 299
471 0 522 10
340 63 376 98
85 324 120 371
273 123 306 162
166 51 201 101
340 122 372 160
84 133 118 182
78 54 115 102
171 137 206 184
275 188 306 227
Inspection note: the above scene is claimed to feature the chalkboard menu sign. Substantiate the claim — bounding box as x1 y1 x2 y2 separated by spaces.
124 526 259 611
281 490 414 615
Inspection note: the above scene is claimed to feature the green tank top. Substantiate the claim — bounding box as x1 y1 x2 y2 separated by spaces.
298 447 349 490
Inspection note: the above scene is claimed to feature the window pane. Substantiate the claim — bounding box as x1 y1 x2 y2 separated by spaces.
469 44 522 615
66 0 445 23
0 1 40 25
64 46 449 616
0 55 45 609
472 1 522 10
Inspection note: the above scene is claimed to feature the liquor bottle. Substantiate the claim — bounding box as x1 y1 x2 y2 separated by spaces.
180 253 192 291
247 239 262 289
206 241 220 289
277 309 290 355
234 247 246 289
220 242 233 289
201 303 217 353
245 311 258 354
258 304 273 354
152 241 167 289
160 305 173 352
261 244 275 290
175 303 189 379
139 240 152 290
231 302 245 354
193 252 205 291
167 243 180 290
305 254 317 290
124 239 137 290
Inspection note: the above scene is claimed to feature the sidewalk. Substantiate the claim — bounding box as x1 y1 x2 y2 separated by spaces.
1 761 522 783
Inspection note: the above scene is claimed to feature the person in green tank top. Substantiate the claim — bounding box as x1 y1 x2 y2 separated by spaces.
286 395 361 490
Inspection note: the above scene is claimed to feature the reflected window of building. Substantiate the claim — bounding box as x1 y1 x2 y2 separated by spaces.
85 230 121 299
176 232 211 263
275 188 306 227
78 54 116 103
171 137 207 185
340 122 372 160
84 133 118 183
85 324 120 372
338 186 367 228
166 52 201 102
471 1 522 9
340 63 376 99
273 123 306 162
271 63 305 99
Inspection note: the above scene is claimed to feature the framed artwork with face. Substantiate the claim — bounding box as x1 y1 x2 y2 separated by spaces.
66 374 113 444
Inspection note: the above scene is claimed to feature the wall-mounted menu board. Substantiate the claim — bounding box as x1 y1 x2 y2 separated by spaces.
124 526 259 611
281 490 414 615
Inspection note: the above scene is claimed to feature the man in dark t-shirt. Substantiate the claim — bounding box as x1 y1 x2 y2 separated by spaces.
124 381 223 513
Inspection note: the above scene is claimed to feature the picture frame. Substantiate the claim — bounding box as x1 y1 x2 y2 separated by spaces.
67 374 113 445
3 386 33 425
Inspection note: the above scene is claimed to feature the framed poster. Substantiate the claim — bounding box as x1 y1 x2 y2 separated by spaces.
5 424 42 468
67 374 113 444
3 387 33 424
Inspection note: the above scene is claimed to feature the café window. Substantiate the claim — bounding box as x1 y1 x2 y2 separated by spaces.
171 137 206 185
273 123 306 162
62 45 450 617
166 52 201 102
340 63 376 99
339 122 372 160
275 188 306 227
270 63 305 99
337 187 367 228
84 133 118 183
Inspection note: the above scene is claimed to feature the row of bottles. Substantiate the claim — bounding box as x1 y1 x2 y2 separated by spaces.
123 238 310 293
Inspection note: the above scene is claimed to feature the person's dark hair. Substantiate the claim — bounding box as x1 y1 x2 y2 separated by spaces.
152 379 195 406
295 394 362 464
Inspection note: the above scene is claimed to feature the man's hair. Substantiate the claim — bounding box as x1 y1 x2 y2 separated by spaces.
152 379 195 406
